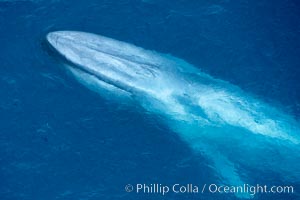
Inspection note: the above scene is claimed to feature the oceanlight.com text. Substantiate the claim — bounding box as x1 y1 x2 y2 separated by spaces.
124 183 294 197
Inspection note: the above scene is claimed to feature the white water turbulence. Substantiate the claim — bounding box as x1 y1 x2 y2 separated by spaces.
47 31 300 199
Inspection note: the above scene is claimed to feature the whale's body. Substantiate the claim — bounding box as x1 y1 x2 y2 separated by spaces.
47 31 300 198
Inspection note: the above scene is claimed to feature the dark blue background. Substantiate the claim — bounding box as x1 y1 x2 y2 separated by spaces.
0 0 299 199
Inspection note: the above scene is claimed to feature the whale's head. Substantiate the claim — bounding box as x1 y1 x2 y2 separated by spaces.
46 31 184 97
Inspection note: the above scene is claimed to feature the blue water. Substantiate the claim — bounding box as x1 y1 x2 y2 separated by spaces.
1 0 300 200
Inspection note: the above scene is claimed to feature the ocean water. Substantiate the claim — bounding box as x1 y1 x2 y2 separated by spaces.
1 0 300 200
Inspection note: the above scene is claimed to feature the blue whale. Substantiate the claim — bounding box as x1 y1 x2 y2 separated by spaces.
47 31 300 198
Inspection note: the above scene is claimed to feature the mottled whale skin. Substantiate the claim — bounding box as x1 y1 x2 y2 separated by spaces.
47 31 300 199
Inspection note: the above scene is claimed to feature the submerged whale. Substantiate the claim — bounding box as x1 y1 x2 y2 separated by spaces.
46 31 300 198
